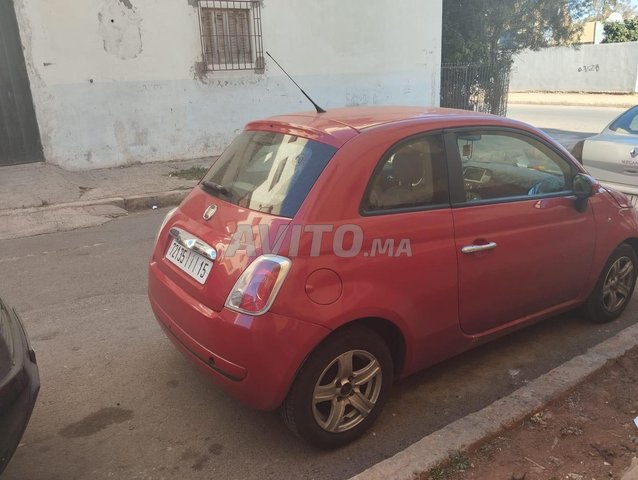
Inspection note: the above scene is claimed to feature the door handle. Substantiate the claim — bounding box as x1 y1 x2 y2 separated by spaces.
462 242 497 254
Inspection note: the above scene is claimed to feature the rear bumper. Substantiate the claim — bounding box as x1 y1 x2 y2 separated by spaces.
148 261 330 410
0 306 40 475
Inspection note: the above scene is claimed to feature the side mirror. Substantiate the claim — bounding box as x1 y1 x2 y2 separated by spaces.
572 173 598 212
573 173 597 199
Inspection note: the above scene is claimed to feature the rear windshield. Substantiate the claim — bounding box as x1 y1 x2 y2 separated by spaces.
201 131 337 218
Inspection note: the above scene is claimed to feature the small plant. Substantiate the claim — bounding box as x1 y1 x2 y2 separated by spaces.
430 466 448 480
450 451 471 471
428 452 471 480
168 166 208 180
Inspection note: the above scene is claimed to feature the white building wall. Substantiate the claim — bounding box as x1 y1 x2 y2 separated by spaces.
510 42 638 94
13 0 443 170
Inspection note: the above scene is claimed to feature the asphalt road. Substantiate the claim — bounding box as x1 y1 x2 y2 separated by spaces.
507 104 626 150
2 208 637 480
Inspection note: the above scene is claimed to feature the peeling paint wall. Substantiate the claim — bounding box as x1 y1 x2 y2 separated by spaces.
98 0 142 60
13 0 442 170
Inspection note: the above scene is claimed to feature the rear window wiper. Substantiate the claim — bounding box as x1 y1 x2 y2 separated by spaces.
201 180 231 197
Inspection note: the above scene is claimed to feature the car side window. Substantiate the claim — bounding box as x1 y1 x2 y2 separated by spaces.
452 131 572 204
610 106 638 135
362 134 448 213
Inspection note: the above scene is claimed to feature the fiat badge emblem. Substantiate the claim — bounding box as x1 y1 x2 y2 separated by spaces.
203 204 218 221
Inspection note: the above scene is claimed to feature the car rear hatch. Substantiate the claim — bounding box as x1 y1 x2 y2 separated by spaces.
153 128 339 312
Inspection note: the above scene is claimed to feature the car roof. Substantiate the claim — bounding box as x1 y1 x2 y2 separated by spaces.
277 106 494 130
245 106 528 148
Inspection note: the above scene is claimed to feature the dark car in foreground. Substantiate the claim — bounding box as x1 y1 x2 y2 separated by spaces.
149 106 638 448
0 297 40 474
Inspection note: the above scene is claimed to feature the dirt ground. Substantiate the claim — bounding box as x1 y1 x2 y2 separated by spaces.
424 347 638 480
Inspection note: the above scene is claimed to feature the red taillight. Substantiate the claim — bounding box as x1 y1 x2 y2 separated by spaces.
239 264 280 312
225 255 291 315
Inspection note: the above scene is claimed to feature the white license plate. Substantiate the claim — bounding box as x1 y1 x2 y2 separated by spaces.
165 238 212 285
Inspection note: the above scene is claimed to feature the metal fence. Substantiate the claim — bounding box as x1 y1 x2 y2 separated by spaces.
440 63 511 117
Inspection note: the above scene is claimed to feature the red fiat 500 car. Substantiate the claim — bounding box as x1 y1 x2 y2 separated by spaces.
148 106 638 448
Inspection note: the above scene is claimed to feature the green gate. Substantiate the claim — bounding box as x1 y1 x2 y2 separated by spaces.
0 0 43 166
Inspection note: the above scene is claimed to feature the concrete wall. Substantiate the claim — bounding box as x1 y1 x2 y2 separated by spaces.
13 0 443 170
510 41 638 94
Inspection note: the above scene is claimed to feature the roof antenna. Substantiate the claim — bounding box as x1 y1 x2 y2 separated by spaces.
266 51 326 114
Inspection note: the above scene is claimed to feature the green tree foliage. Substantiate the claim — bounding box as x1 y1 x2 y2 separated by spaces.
589 0 637 21
443 0 592 65
603 17 638 42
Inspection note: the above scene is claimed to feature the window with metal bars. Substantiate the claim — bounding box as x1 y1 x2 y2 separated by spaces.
198 1 264 72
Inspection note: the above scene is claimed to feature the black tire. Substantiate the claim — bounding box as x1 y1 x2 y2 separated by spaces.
281 327 393 449
584 243 637 324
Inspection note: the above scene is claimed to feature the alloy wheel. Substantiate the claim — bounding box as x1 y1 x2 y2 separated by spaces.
312 350 383 433
602 256 634 313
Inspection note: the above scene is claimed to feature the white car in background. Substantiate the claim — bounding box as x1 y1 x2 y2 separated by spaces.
573 106 638 204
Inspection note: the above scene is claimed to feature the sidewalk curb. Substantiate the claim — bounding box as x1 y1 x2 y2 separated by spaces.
0 189 191 240
122 189 190 211
349 322 638 480
0 188 190 217
509 99 635 108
